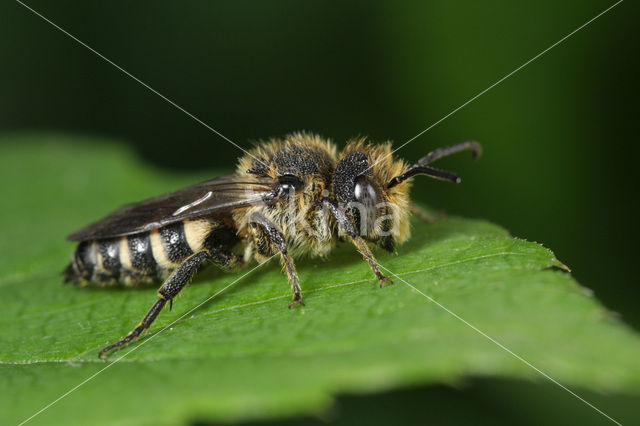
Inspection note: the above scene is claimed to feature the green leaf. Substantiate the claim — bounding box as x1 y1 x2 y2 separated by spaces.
2 134 639 426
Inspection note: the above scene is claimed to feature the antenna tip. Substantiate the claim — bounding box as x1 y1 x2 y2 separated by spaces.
470 141 483 160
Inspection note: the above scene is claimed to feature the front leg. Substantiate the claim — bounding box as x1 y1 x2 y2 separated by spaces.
249 213 304 308
347 235 392 287
322 199 392 287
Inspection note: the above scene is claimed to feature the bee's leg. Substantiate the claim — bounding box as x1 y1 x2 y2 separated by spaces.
204 227 244 271
98 250 211 359
208 247 244 271
249 213 304 308
410 203 442 223
322 199 392 287
346 235 393 287
281 250 304 308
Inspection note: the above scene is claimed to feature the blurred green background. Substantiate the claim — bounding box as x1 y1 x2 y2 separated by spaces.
2 0 637 424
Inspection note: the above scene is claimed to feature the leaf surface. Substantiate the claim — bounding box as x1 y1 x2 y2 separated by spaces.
1 134 639 426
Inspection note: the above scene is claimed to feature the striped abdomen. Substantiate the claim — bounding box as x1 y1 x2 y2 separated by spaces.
64 219 216 286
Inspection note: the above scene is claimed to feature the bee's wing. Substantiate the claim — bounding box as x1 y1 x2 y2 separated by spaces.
67 174 275 241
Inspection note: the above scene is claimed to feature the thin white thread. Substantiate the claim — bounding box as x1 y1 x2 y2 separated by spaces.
17 255 276 426
14 0 268 169
365 0 623 174
376 261 622 426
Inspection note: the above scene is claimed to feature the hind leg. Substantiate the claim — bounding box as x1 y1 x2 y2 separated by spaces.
98 246 241 359
99 250 210 359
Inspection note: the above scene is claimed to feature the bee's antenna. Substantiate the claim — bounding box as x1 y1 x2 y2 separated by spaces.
387 141 481 189
415 141 482 166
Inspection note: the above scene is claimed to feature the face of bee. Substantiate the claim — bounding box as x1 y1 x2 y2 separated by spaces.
330 147 411 250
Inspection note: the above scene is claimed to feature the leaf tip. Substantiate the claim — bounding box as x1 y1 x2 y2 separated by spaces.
553 260 571 273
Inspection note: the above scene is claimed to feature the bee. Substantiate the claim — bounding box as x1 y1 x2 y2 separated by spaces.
64 133 481 358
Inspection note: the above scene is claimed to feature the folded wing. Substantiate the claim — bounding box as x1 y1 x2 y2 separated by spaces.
67 174 275 240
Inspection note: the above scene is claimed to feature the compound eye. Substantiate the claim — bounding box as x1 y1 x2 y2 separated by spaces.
354 175 377 204
278 174 304 192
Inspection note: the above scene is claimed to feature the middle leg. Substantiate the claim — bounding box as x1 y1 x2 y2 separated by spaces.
249 213 304 308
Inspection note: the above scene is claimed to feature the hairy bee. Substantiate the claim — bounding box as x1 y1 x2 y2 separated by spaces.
64 133 481 358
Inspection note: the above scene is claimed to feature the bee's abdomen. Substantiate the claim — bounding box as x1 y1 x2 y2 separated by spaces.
64 220 214 286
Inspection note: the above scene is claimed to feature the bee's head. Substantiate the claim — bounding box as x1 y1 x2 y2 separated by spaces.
330 139 409 251
331 138 481 251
